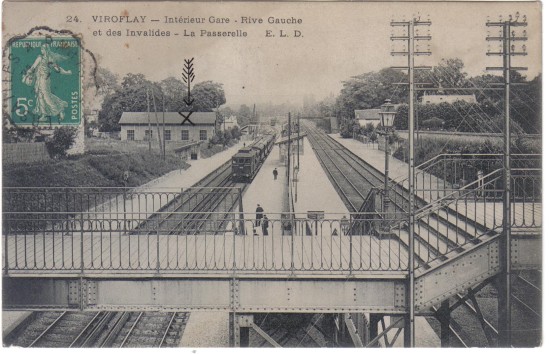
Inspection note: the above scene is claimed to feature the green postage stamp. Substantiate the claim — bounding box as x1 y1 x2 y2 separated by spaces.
9 37 81 126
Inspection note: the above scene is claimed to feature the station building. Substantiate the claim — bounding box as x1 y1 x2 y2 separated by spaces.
119 112 218 142
221 115 240 131
354 109 381 128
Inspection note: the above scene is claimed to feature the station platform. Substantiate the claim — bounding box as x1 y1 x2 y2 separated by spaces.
291 137 347 217
241 141 286 217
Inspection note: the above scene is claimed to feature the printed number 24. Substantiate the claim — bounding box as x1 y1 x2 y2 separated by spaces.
15 97 33 117
66 16 79 22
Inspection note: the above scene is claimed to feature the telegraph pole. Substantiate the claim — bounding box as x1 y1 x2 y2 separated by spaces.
486 12 528 347
162 93 166 160
297 113 300 169
390 14 431 347
146 88 151 152
287 112 291 186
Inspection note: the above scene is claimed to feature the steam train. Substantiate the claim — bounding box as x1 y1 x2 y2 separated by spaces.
232 134 276 182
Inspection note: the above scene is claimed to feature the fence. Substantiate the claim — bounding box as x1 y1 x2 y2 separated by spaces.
2 143 50 165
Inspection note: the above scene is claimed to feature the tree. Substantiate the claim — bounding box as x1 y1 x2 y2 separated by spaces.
339 119 357 138
95 67 120 95
237 104 253 126
422 117 444 130
159 77 187 111
230 126 242 140
98 74 163 132
509 74 541 134
46 127 78 158
121 73 148 89
98 84 150 132
335 68 407 120
428 58 468 91
191 81 226 112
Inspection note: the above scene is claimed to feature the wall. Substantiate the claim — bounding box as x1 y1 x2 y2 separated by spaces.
121 124 215 142
3 142 50 165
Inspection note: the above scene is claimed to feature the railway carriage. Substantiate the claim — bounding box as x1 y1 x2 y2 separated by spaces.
232 133 276 182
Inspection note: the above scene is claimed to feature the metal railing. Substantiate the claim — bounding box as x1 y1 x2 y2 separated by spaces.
382 154 540 203
3 211 411 273
2 178 541 275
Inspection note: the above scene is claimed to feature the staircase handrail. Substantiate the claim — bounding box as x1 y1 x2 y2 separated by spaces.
374 153 540 198
414 168 502 221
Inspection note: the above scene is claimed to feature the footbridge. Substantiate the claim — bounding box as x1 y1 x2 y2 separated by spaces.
2 152 542 347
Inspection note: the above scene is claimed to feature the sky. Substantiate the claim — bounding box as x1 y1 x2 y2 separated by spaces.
2 1 542 107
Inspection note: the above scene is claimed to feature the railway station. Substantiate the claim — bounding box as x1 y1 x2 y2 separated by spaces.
2 114 541 347
1 1 542 349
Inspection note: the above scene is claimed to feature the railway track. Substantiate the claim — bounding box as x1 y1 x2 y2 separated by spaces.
105 312 189 347
5 312 189 348
137 160 243 235
304 122 485 266
303 123 541 347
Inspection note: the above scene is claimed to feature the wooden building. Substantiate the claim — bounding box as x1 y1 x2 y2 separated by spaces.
119 112 218 142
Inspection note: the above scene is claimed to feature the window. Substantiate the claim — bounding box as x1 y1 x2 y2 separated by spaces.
164 130 171 141
145 130 152 141
181 130 189 141
200 130 207 141
127 130 135 141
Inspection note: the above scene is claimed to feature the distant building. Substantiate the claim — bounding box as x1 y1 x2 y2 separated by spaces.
221 115 240 131
354 109 381 128
84 108 99 123
329 117 339 133
119 112 217 142
421 94 477 104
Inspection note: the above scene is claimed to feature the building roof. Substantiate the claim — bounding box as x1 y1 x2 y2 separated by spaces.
274 132 307 145
119 112 217 125
420 94 477 104
355 109 381 120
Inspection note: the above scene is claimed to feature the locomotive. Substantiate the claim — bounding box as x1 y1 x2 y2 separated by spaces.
232 134 276 182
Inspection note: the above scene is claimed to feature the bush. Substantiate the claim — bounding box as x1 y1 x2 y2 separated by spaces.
339 119 357 138
45 127 78 158
230 126 242 139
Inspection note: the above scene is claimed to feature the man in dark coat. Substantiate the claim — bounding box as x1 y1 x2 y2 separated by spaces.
273 168 278 180
255 204 264 227
262 215 269 236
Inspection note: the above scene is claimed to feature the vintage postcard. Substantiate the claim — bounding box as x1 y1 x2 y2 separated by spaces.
1 0 542 349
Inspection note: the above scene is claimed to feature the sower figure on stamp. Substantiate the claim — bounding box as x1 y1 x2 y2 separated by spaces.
262 215 269 236
255 204 264 227
273 168 278 180
23 44 72 122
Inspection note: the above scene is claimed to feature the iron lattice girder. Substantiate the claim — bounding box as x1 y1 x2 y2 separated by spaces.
3 276 408 313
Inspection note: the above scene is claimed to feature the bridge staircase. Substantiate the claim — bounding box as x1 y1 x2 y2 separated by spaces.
362 153 541 314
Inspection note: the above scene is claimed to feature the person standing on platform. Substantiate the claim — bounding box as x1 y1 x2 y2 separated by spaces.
273 168 278 180
255 204 264 227
262 215 269 236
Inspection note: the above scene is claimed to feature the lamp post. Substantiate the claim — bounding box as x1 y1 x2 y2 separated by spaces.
378 99 397 224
